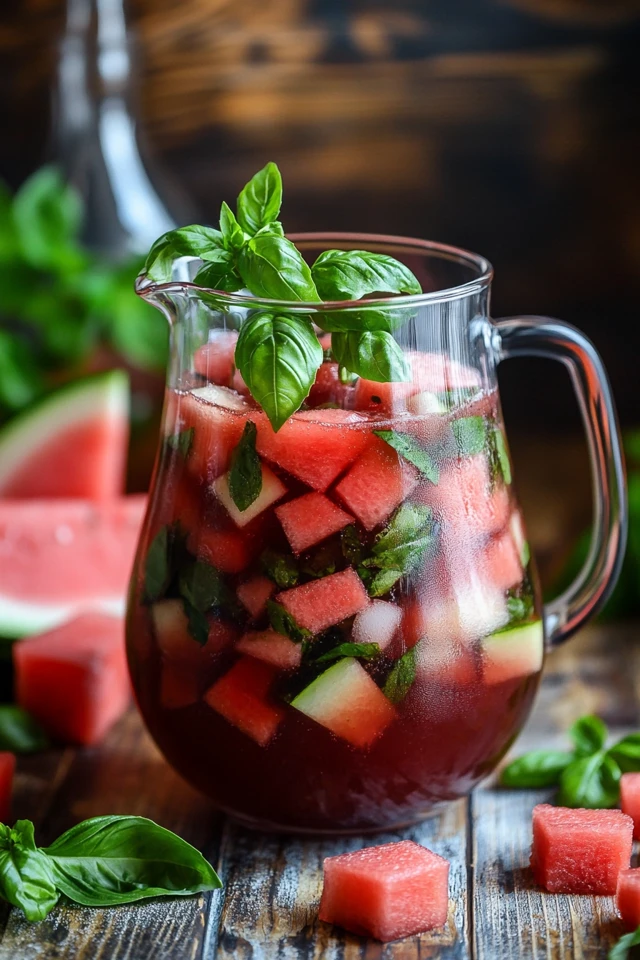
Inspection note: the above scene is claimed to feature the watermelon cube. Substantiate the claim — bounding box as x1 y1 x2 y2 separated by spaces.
291 658 395 748
617 869 640 930
419 455 510 538
620 772 640 839
213 463 287 527
482 621 544 685
319 840 450 941
275 492 353 554
276 568 369 635
307 362 355 408
334 438 420 531
237 575 275 619
236 629 302 670
204 656 284 746
14 613 130 746
352 600 401 652
160 663 199 710
193 331 239 385
353 352 449 414
179 386 251 481
482 532 524 592
530 804 633 894
256 409 372 492
152 599 236 664
0 753 15 825
190 525 256 574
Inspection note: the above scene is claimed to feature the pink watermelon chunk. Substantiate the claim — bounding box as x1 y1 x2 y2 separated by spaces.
276 568 369 634
256 409 372 492
319 840 450 941
620 773 640 840
189 525 257 575
14 613 131 745
0 496 146 638
275 492 353 554
482 531 524 591
237 575 275 619
530 804 633 894
193 331 239 385
418 455 510 538
617 868 640 930
236 629 302 669
204 656 284 746
160 664 199 710
178 386 252 481
0 753 15 825
334 438 419 531
0 371 129 501
307 362 355 408
152 599 236 664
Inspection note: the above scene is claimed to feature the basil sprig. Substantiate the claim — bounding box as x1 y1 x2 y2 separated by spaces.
0 816 220 922
501 714 640 808
609 927 640 960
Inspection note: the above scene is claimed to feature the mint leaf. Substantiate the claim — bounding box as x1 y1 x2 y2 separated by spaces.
501 750 573 788
194 250 243 293
331 330 410 383
144 526 173 602
0 706 48 754
315 642 381 663
383 648 416 704
312 249 421 300
570 714 608 757
237 234 319 301
557 751 621 808
178 560 226 613
228 421 262 512
451 416 486 457
609 927 640 960
0 821 59 921
366 504 435 572
267 600 311 642
166 428 194 459
219 201 247 252
237 162 283 235
374 429 438 484
144 225 225 282
261 549 299 588
235 313 322 430
609 734 640 773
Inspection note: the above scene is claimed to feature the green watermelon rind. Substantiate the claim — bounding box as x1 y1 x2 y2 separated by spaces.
0 370 130 492
482 619 545 677
0 597 125 640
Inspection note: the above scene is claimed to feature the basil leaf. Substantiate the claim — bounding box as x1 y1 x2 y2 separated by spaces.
43 815 221 906
570 714 608 757
366 567 404 598
261 549 299 588
383 648 416 704
0 821 59 922
228 421 262 512
0 706 49 754
255 221 285 238
182 601 209 647
374 429 439 484
219 201 247 252
13 167 82 271
179 560 226 612
501 750 573 788
237 234 319 301
341 525 364 565
144 526 172 602
492 426 512 485
451 416 486 457
166 428 194 459
315 642 381 664
365 504 435 573
505 591 534 626
194 252 244 293
312 249 421 300
608 733 640 773
144 225 225 282
557 751 621 808
237 162 283 235
609 927 640 960
331 330 410 383
267 600 311 642
235 313 322 430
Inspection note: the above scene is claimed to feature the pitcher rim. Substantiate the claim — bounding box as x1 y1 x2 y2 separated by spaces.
135 232 494 310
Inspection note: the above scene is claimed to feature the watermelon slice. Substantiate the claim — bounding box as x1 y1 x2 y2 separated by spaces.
237 575 275 619
334 438 420 531
178 385 252 481
0 753 15 825
0 370 129 500
275 492 353 554
152 599 236 664
213 463 287 527
236 629 302 669
419 455 510 538
319 840 450 941
352 600 401 652
204 656 284 746
14 613 131 745
482 621 544 685
617 869 640 930
482 531 524 592
291 657 395 748
193 331 239 385
620 773 640 840
0 496 146 638
160 664 199 710
276 568 369 635
256 409 372 492
530 804 633 894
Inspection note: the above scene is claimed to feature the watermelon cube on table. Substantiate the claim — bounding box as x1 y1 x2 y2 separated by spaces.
319 840 450 941
237 575 275 619
204 656 284 746
620 772 640 839
530 804 633 894
213 463 287 527
0 753 15 825
236 629 302 670
617 869 640 930
276 568 369 635
14 613 131 746
334 438 419 531
275 492 353 554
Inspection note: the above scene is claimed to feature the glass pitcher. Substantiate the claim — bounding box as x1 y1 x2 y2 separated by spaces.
126 234 626 834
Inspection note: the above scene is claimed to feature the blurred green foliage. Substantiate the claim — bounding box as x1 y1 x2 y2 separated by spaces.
0 166 167 423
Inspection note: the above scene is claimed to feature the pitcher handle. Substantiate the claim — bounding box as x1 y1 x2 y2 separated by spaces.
494 315 627 647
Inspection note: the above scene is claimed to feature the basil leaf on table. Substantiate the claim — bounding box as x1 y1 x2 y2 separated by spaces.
311 249 421 300
0 706 49 754
501 750 574 789
0 821 59 922
237 234 319 301
609 927 640 960
267 601 311 643
219 202 247 252
261 549 299 589
374 429 439 484
228 421 262 512
236 161 283 236
569 714 608 758
557 751 621 809
315 642 381 664
383 648 417 704
331 330 410 383
608 733 640 773
235 313 322 431
42 815 221 907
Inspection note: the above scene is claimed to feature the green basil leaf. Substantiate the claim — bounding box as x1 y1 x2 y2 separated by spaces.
144 225 225 282
451 416 486 457
179 560 226 612
366 567 403 597
608 733 640 773
237 162 283 235
374 429 439 484
312 249 421 300
228 421 262 512
341 525 364 565
261 549 299 588
331 330 410 383
501 750 574 788
365 504 435 572
254 221 285 238
237 235 319 301
315 642 381 664
43 815 221 906
557 751 621 808
504 591 535 627
0 706 49 754
166 428 194 459
609 927 640 960
492 426 512 485
182 601 210 647
383 648 416 704
144 526 172 603
570 714 608 757
219 201 247 252
194 252 244 293
0 821 59 922
267 600 311 642
235 313 322 430
13 167 83 271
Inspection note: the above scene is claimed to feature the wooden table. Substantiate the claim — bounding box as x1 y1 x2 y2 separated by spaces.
0 622 636 960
